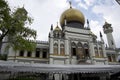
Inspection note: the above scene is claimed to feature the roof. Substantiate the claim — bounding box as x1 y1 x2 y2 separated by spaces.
0 61 120 74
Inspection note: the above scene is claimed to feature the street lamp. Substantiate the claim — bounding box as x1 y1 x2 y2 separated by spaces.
116 0 120 5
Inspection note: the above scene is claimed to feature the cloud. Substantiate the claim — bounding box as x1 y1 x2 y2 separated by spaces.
84 0 95 6
78 2 88 10
90 20 102 39
92 0 120 47
89 20 108 45
75 0 96 10
7 0 68 41
6 0 120 48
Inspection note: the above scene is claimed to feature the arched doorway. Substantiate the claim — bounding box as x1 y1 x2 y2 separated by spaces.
71 42 77 56
83 43 90 59
77 42 84 59
54 43 58 55
60 44 65 55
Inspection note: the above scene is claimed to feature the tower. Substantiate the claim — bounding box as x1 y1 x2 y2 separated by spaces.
103 22 116 49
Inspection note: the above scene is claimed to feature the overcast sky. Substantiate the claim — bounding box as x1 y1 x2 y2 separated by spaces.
6 0 120 48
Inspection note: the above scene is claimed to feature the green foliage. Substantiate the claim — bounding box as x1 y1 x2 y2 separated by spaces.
0 54 7 60
0 0 36 52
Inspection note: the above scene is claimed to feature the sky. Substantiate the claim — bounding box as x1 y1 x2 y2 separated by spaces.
6 0 120 48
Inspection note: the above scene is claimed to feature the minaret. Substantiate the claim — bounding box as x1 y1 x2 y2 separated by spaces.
100 31 108 64
103 21 116 49
87 19 90 29
49 24 54 55
69 1 72 8
100 31 104 43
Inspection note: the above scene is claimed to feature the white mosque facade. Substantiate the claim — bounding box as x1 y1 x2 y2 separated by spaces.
5 6 119 66
1 3 120 80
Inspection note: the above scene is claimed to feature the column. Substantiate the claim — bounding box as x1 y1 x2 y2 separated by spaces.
102 43 108 64
24 51 27 57
47 49 49 58
89 41 96 64
58 39 60 55
65 39 70 64
97 43 100 57
100 73 107 80
32 51 35 58
49 37 54 64
54 74 61 80
49 37 54 54
49 73 54 80
65 39 69 55
40 48 43 58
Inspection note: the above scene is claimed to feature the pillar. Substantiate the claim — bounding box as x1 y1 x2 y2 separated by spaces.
58 40 60 55
32 51 35 58
40 48 43 58
97 43 100 57
65 38 70 64
101 43 108 64
65 39 69 55
49 36 54 64
24 51 27 57
54 74 61 80
89 41 96 64
49 37 54 54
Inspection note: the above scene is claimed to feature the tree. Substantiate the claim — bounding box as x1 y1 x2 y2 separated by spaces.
0 54 7 60
0 0 36 54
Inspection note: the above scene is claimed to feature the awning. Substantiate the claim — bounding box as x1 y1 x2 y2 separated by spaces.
0 61 120 74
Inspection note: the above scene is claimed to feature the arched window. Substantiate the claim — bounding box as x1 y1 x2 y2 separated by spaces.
60 44 65 55
19 50 24 57
54 43 58 54
71 42 77 56
99 47 103 57
107 54 112 62
84 43 89 58
36 48 40 58
27 51 32 57
94 47 98 57
77 42 84 59
112 54 116 62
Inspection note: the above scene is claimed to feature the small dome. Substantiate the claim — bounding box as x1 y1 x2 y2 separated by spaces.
60 8 85 27
54 25 61 32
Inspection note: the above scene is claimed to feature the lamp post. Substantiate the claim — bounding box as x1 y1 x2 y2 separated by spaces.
116 0 120 5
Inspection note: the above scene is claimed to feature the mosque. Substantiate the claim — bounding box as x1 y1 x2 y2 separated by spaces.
0 2 120 80
6 2 119 65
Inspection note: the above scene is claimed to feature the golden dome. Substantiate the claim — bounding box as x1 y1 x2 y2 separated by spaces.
60 8 85 26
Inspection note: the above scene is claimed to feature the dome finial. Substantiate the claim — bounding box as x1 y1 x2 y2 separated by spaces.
69 1 72 8
104 18 108 24
57 22 58 26
100 31 102 37
87 19 90 29
22 4 25 8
